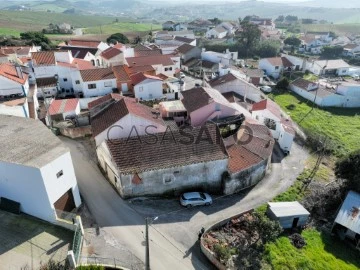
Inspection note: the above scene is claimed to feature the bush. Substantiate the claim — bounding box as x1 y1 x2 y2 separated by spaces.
276 77 289 90
213 243 237 262
286 104 296 110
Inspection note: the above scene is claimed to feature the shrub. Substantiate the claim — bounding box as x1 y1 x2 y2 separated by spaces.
213 243 237 262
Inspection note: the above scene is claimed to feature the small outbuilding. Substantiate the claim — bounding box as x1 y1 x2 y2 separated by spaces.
267 201 310 229
332 191 360 250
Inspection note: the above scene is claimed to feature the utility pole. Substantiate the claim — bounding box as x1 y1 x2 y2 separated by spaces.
145 217 150 270
145 216 158 270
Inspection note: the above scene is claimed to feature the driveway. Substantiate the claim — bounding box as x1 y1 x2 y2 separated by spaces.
62 137 308 269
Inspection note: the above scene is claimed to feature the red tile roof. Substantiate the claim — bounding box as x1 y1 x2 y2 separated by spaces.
251 99 282 119
32 51 56 66
36 77 57 88
48 98 79 115
67 39 101 48
101 47 122 60
90 94 165 137
80 67 116 82
112 65 131 82
226 120 274 173
281 118 295 136
57 58 95 70
281 57 294 68
209 73 238 87
126 55 174 67
113 43 125 50
105 124 228 174
0 63 28 84
134 49 162 57
126 65 155 74
130 72 163 85
176 44 197 54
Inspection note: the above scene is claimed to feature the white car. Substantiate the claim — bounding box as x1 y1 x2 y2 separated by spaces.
180 192 212 208
260 86 272 93
180 72 186 79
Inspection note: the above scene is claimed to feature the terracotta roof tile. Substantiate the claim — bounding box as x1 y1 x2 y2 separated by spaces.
32 51 56 66
59 46 98 59
112 65 131 82
174 36 195 44
106 124 228 174
130 72 162 85
181 87 213 113
0 63 28 84
48 98 79 115
36 77 57 88
209 73 238 87
126 65 155 74
101 47 122 60
57 58 95 70
80 67 116 82
90 94 165 137
134 49 162 57
251 99 282 119
126 55 174 67
176 44 196 54
67 39 101 48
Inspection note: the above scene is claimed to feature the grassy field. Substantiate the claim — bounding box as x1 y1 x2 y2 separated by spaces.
265 229 360 270
300 23 360 35
0 10 115 32
0 27 21 37
84 22 161 35
270 92 360 157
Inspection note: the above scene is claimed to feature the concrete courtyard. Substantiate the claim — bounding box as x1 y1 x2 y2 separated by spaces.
0 210 73 270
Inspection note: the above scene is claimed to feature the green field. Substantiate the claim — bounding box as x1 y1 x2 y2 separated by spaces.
270 92 360 157
265 229 360 270
84 22 161 35
301 23 360 35
0 27 21 37
0 10 115 32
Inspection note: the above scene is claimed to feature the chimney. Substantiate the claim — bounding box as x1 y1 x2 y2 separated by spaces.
15 64 23 79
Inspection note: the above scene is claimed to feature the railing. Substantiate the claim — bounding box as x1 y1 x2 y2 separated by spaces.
72 225 83 263
79 256 143 270
55 209 77 223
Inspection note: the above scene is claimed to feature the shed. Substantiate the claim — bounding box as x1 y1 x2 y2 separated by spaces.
332 191 360 249
267 201 310 229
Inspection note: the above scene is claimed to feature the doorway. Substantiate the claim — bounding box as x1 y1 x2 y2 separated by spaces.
292 217 299 228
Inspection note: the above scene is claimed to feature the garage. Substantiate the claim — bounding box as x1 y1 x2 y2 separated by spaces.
54 189 76 212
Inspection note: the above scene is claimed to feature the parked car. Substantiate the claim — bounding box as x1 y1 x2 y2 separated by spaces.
180 192 212 208
260 85 272 93
180 72 186 79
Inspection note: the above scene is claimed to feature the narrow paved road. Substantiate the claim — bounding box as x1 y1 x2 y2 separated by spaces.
62 136 308 269
61 137 207 270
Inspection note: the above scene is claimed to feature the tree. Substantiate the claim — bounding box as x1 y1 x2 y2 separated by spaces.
285 15 298 22
276 77 290 90
255 40 280 58
284 36 301 47
252 212 283 244
275 15 284 22
321 46 344 59
335 150 360 192
237 21 261 53
106 33 129 44
209 17 222 25
20 31 50 46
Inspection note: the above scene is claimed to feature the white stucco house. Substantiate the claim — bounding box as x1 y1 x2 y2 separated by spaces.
0 115 81 223
130 72 163 101
251 99 295 153
89 93 167 146
290 78 360 108
305 59 351 76
201 49 238 66
126 55 177 77
205 26 228 39
258 56 297 79
100 47 125 67
76 67 117 98
209 73 265 103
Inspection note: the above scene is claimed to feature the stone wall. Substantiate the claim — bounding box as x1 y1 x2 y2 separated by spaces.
60 126 92 139
223 159 268 195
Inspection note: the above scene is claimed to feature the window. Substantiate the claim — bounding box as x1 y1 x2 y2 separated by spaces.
104 81 112 87
63 78 68 82
342 70 346 73
215 103 220 111
56 170 63 178
275 66 279 70
96 59 100 66
169 67 172 71
88 83 96 89
165 67 169 71
75 80 80 85
139 86 143 92
163 174 175 184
